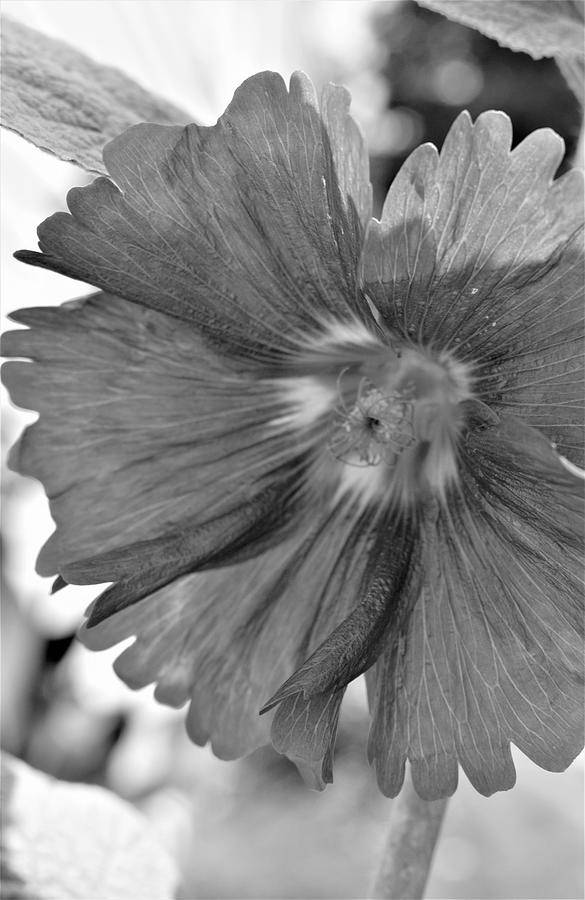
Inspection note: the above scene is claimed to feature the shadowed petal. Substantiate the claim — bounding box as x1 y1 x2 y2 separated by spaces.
261 516 424 786
15 71 372 355
260 517 421 711
319 82 372 235
362 111 584 465
368 416 584 800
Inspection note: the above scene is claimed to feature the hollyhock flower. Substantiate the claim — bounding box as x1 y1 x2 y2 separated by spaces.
2 71 583 801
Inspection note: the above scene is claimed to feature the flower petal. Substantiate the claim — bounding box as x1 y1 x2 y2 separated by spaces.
1 294 306 576
270 688 345 790
260 512 424 714
367 416 584 800
362 111 584 465
261 518 421 788
319 82 372 235
259 524 419 714
79 503 376 760
15 71 372 354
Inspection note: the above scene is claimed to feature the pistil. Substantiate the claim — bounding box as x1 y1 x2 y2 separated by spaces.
276 324 473 510
331 347 472 508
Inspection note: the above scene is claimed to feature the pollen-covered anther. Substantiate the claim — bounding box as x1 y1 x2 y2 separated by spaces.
332 348 473 508
328 380 416 467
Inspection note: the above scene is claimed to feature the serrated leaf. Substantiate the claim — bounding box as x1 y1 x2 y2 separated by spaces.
1 754 179 899
416 0 585 59
0 17 190 174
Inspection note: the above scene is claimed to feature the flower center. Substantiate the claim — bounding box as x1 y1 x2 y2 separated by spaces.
275 322 473 510
328 379 416 467
330 347 472 509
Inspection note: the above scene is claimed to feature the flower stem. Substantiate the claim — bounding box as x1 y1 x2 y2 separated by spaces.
370 772 448 900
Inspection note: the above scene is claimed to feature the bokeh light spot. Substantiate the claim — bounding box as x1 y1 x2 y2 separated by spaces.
432 58 484 105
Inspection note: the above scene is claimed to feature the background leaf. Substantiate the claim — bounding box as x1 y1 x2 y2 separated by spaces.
0 18 190 175
416 0 585 108
416 0 585 59
557 54 585 107
1 753 179 899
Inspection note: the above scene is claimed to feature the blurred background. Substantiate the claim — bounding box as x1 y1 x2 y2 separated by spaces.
1 2 583 898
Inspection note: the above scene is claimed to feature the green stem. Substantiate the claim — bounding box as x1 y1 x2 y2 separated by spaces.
370 772 448 900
